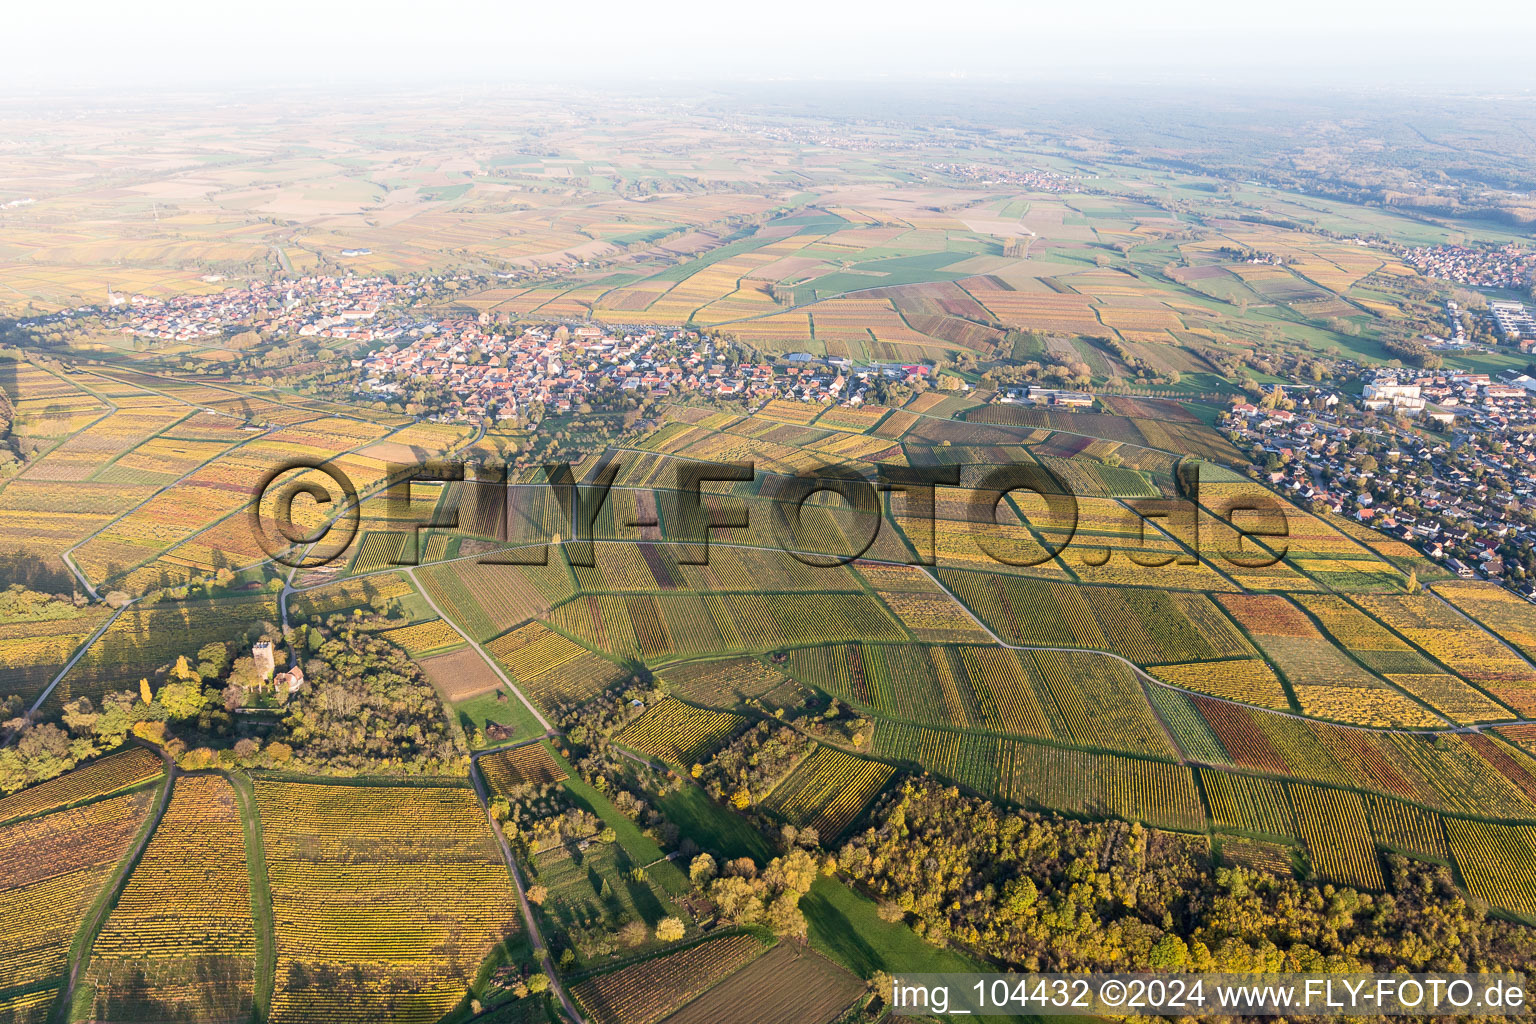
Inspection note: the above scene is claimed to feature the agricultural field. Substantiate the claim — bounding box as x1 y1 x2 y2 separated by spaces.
655 944 863 1024
415 647 503 703
569 933 766 1024
83 775 257 1023
255 779 522 1024
0 789 158 1019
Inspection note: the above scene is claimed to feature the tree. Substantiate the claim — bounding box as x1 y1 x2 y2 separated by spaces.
157 678 210 720
689 853 717 886
708 875 763 924
168 655 199 684
227 656 263 691
763 849 818 895
61 697 98 737
765 891 808 941
197 641 230 680
1149 934 1191 970
526 884 549 905
655 916 685 942
526 973 550 994
618 920 649 947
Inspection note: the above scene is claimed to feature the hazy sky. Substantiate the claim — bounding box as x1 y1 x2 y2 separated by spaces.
8 0 1536 92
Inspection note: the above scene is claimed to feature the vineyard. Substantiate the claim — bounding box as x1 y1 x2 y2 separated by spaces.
761 746 895 839
1289 784 1384 891
785 642 1173 758
570 933 765 1024
484 622 627 711
255 779 522 1024
416 559 573 643
0 789 157 1015
86 775 256 1023
874 722 1205 831
616 698 744 766
545 589 907 661
0 607 113 705
0 748 162 824
658 657 804 709
1200 770 1296 838
479 743 568 793
347 531 409 575
377 617 464 656
1217 593 1438 726
1365 794 1448 862
1352 594 1536 716
1444 818 1536 920
1435 582 1536 661
656 944 864 1024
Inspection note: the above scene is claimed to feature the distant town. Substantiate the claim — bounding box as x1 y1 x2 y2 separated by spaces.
1400 243 1536 291
1226 369 1536 595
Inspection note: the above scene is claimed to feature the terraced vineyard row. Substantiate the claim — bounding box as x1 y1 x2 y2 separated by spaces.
87 775 256 1023
761 745 895 839
254 779 521 1024
571 932 765 1024
0 788 158 1017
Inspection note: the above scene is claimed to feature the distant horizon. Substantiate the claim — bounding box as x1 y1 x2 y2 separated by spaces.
3 77 1535 118
8 0 1536 93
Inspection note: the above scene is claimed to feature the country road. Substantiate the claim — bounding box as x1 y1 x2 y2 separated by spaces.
404 563 554 734
468 749 585 1024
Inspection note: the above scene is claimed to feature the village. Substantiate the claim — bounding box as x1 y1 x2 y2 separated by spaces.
1399 242 1536 291
1224 368 1536 597
353 321 933 420
17 274 423 346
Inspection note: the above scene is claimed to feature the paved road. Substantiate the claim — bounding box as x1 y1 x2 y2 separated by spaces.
404 565 554 734
25 600 137 718
468 751 585 1024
